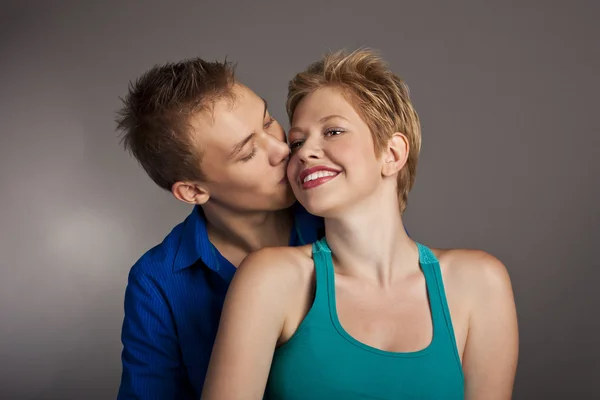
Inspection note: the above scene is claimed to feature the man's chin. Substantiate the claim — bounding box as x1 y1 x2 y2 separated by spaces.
270 186 297 211
284 185 298 207
273 194 297 211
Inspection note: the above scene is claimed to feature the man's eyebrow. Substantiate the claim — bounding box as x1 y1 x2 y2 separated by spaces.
229 133 255 159
228 98 267 159
262 98 268 119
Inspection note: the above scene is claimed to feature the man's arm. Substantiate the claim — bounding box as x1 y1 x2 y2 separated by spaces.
117 269 188 399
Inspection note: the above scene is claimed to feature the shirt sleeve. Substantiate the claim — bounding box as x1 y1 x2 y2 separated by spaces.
117 268 188 399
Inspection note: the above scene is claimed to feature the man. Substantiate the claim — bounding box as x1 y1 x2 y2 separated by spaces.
115 57 323 399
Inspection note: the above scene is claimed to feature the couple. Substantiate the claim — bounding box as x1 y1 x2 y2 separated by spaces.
116 49 518 399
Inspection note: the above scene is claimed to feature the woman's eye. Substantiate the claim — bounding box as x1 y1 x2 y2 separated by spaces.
325 128 344 136
289 140 304 151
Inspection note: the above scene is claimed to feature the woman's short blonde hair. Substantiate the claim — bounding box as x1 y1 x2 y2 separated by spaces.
287 49 421 213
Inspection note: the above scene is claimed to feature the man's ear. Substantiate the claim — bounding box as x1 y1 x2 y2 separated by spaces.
381 132 409 177
172 181 210 205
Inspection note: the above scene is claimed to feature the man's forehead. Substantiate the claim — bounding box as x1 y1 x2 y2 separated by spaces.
228 84 265 116
188 86 265 146
194 85 262 123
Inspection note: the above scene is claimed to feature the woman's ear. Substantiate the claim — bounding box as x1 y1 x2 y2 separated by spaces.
381 132 409 177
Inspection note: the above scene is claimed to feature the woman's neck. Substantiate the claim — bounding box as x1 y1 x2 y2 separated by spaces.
324 195 418 287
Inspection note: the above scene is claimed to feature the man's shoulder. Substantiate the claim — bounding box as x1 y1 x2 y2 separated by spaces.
128 212 195 278
291 202 320 221
290 202 324 244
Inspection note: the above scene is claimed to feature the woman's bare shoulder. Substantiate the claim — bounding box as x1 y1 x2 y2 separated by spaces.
232 244 315 291
430 246 514 301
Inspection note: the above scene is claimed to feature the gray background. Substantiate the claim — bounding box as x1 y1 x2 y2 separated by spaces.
1 0 598 398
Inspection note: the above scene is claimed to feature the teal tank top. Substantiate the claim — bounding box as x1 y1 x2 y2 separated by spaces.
265 237 464 399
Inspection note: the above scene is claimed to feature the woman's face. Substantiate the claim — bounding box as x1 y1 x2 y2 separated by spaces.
286 86 388 218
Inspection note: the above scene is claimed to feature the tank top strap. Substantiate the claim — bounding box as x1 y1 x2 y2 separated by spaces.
415 242 444 320
416 242 461 362
309 237 333 316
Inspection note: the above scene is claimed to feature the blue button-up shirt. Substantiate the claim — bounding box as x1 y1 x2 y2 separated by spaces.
117 203 323 399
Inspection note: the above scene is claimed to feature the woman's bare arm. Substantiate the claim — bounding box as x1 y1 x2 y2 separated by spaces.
201 248 297 400
462 251 519 399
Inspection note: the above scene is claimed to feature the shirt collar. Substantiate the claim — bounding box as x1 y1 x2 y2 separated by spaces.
289 201 324 245
171 202 324 273
172 205 218 273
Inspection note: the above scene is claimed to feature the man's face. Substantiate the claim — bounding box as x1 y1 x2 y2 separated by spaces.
190 84 295 212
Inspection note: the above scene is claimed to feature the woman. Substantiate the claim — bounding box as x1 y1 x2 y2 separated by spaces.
202 49 519 399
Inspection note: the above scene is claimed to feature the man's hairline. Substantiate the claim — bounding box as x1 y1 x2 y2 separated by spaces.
182 81 267 178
